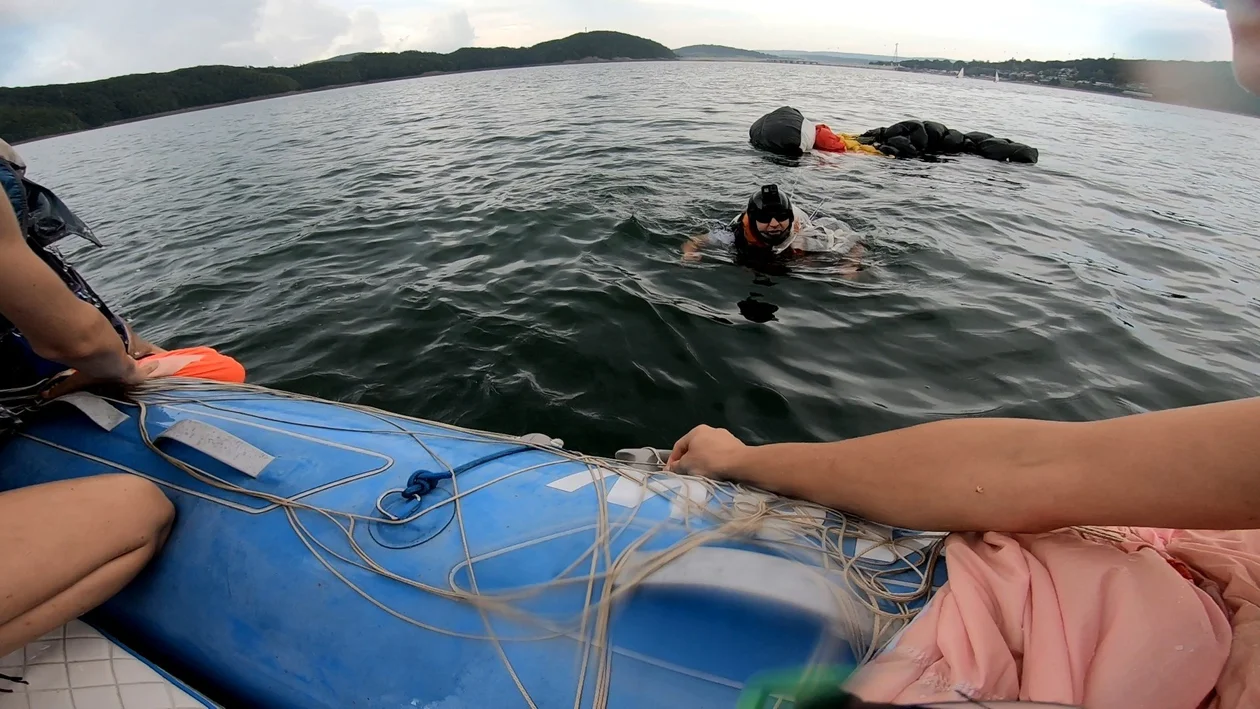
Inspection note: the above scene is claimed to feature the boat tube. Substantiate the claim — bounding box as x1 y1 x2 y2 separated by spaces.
0 380 946 708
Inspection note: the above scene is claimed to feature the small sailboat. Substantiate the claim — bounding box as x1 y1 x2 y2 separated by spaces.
957 67 965 79
994 69 1000 83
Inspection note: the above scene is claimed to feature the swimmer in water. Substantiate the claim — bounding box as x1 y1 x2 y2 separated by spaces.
682 184 865 271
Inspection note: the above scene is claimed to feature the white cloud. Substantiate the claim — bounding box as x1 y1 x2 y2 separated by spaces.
254 0 358 65
1098 0 1234 60
629 0 1231 61
386 9 478 53
1 0 271 85
331 8 387 56
1 0 359 85
0 0 1235 86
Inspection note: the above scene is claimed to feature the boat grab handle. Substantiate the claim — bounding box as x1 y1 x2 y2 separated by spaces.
155 419 275 479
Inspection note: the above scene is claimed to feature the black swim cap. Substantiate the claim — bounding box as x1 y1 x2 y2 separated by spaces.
747 185 794 245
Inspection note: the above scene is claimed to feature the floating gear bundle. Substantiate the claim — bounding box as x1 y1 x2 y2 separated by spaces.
857 120 1039 163
749 106 1039 164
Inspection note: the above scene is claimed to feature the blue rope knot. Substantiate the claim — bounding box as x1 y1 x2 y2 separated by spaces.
397 444 534 501
401 470 453 500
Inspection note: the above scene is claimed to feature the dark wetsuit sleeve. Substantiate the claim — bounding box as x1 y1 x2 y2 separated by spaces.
39 250 130 351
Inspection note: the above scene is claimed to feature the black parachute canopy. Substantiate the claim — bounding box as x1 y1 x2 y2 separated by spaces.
858 121 1039 163
748 107 1038 164
749 106 811 157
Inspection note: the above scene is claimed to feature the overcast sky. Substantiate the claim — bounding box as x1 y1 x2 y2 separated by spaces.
0 0 1233 87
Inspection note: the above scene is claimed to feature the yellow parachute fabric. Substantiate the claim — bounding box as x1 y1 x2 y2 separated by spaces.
838 134 889 157
813 123 890 157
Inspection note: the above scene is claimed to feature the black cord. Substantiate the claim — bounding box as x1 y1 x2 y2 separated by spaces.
954 689 996 709
0 671 28 693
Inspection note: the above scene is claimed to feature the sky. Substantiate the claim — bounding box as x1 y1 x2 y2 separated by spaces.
0 0 1234 87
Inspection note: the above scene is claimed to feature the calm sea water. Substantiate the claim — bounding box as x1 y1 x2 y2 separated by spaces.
16 62 1260 453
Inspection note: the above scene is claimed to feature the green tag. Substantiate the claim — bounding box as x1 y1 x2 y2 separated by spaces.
737 666 854 709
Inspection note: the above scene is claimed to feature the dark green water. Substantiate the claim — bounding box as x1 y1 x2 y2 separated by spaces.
17 62 1260 454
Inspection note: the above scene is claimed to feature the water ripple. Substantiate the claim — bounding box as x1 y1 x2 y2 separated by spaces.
17 61 1260 452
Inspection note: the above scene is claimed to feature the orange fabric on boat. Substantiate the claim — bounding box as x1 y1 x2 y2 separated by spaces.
142 346 246 383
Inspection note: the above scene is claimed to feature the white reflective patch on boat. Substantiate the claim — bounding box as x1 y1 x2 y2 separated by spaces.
156 419 274 478
546 466 616 492
54 392 129 431
606 470 650 508
549 465 708 516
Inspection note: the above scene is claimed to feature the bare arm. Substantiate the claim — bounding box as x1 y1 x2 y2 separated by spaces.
0 196 146 383
682 234 710 261
667 397 1260 532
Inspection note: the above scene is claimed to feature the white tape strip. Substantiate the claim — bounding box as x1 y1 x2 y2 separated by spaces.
55 392 129 431
547 466 616 493
156 419 274 479
606 470 650 508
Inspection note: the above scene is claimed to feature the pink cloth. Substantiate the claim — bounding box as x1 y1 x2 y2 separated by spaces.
1167 531 1260 709
848 528 1260 709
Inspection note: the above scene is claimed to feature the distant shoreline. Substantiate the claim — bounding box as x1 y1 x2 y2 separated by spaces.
912 69 1260 119
16 55 1255 146
682 58 1260 120
14 57 672 146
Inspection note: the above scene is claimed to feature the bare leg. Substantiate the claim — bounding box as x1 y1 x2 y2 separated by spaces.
0 475 174 656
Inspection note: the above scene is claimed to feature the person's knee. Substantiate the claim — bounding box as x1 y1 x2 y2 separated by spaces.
92 474 175 549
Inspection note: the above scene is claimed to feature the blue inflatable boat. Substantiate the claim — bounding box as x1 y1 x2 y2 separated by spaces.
0 380 945 708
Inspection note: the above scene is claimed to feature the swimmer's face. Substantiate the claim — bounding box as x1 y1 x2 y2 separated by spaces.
756 216 791 238
1227 0 1260 94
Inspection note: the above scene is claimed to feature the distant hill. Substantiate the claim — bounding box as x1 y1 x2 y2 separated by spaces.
675 45 776 61
0 31 676 143
762 50 944 65
316 53 365 63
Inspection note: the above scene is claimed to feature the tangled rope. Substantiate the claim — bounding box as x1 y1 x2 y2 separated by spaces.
100 379 948 708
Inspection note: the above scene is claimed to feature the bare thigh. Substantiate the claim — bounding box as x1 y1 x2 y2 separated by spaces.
0 475 174 624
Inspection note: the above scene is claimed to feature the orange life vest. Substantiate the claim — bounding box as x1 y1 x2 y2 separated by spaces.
735 213 803 257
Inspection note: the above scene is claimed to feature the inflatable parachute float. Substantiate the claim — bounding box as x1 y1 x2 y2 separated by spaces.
750 106 1039 164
